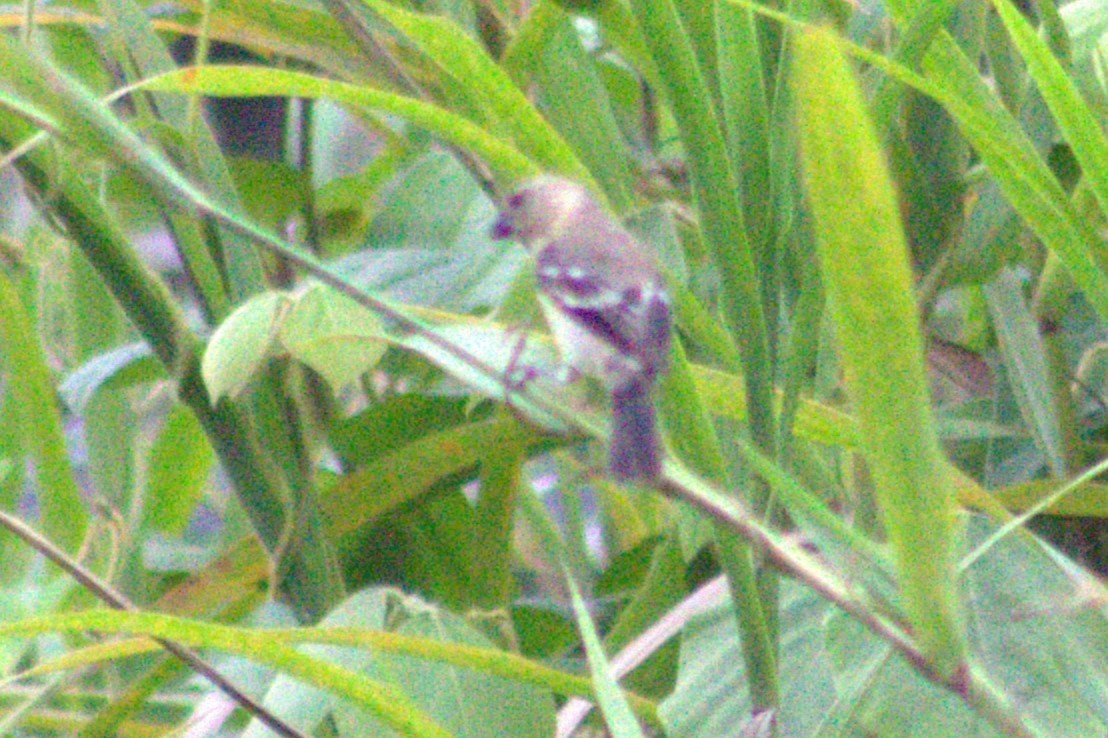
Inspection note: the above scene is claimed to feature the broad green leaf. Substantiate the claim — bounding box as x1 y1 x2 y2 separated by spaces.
396 322 574 433
279 283 388 392
960 516 1108 737
329 395 472 464
826 514 1108 737
728 1 1108 325
823 605 984 737
69 220 138 512
365 152 493 249
470 426 525 609
202 290 287 403
660 580 836 738
532 12 635 207
329 589 557 738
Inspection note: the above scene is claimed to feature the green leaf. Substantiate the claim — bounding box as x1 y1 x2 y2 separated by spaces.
243 587 557 738
531 12 635 207
141 64 539 183
565 567 645 738
988 0 1108 225
918 34 1108 323
323 416 539 540
0 607 453 738
202 290 287 403
0 271 85 551
660 580 836 737
984 267 1065 477
795 26 963 673
358 0 591 184
58 342 161 414
143 404 216 535
279 283 388 392
397 322 573 433
365 152 493 249
169 0 365 79
822 600 981 737
630 0 774 460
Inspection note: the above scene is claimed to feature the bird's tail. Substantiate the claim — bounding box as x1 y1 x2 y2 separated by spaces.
609 374 661 482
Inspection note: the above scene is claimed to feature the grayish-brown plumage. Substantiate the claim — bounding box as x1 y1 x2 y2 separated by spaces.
492 177 670 481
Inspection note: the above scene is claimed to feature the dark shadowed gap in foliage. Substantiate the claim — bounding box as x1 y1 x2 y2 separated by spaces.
170 37 288 163
1029 515 1108 576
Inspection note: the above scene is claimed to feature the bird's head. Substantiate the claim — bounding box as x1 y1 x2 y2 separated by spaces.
491 177 591 247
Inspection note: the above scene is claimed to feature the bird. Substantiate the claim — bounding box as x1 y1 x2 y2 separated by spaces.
491 177 671 482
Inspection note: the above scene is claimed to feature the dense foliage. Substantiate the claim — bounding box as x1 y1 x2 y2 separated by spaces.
1 0 1108 736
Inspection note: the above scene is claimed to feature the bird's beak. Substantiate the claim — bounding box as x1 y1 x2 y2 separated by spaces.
491 211 515 240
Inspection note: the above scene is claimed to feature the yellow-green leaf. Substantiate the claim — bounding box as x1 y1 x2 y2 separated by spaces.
202 291 287 403
279 283 388 392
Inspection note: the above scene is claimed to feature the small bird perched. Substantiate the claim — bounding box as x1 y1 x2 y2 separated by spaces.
492 177 671 482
